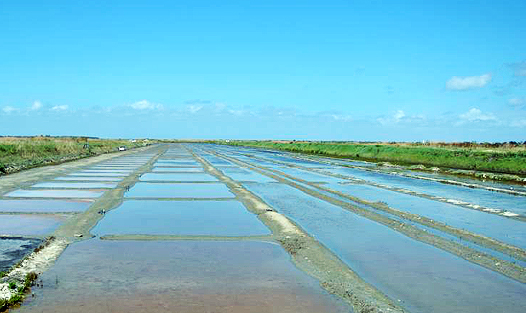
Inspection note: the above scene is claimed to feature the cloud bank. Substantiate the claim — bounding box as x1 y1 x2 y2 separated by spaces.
446 74 492 91
130 100 163 110
31 101 43 111
459 108 496 122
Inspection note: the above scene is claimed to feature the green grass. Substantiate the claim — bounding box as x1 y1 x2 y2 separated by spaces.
221 141 526 175
0 272 39 311
0 136 154 175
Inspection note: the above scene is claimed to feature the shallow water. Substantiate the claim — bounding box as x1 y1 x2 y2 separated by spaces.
328 183 526 249
151 167 204 172
0 199 92 213
243 182 526 313
328 167 526 215
0 237 41 272
220 167 277 182
260 154 331 168
200 156 236 166
80 169 134 173
54 176 122 182
125 182 234 198
405 170 526 193
276 167 343 183
5 189 105 198
90 165 140 168
226 145 526 215
0 214 68 236
67 172 128 177
140 173 218 182
31 182 118 189
156 159 199 163
100 162 145 166
92 200 270 236
18 239 350 313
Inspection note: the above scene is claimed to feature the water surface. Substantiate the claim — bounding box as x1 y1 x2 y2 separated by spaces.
328 167 526 214
141 173 217 182
328 182 526 249
18 240 350 313
0 237 41 271
92 200 270 236
54 176 122 182
0 214 68 236
31 182 118 189
126 182 234 198
0 199 91 213
243 182 526 313
5 189 105 198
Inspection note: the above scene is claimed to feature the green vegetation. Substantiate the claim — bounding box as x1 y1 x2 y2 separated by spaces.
0 136 154 176
221 141 526 176
0 272 39 311
24 272 38 288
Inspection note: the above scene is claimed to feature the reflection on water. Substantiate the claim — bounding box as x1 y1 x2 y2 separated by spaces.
54 176 122 182
91 200 270 236
18 239 350 313
0 237 41 271
67 172 127 177
125 182 234 198
0 214 68 236
0 199 91 213
220 167 276 182
141 173 217 182
328 183 526 250
31 182 118 189
5 189 104 198
244 182 526 313
151 167 204 172
328 167 526 215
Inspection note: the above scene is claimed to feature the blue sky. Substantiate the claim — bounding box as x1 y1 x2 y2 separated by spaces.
1 0 525 141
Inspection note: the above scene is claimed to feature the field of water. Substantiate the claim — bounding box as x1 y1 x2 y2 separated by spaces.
3 143 525 313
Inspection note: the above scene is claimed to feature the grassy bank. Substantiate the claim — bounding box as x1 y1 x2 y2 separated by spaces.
0 136 152 176
221 141 526 176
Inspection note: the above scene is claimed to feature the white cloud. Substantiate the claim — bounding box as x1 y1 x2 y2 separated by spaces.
509 98 525 107
186 105 203 114
130 100 163 110
377 110 425 125
2 106 18 114
459 108 496 122
51 105 68 111
31 100 43 111
316 111 353 121
511 119 526 128
393 110 405 122
327 114 353 121
446 74 492 91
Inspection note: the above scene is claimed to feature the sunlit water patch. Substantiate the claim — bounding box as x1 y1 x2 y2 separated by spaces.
243 182 526 313
5 189 105 199
0 199 91 213
92 200 269 236
125 182 234 198
31 182 118 189
140 173 217 182
0 214 69 236
18 239 350 313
